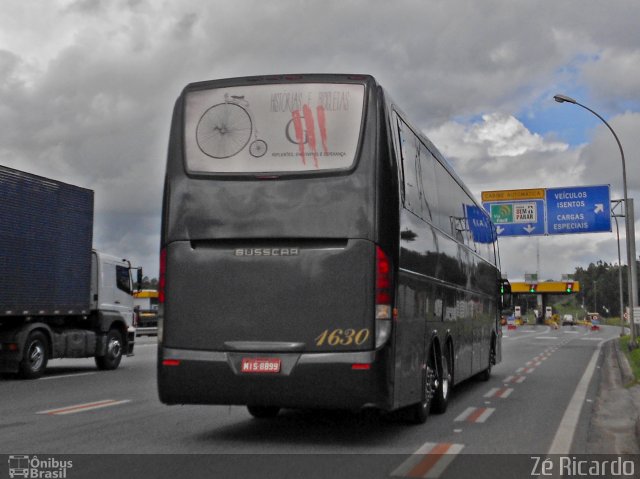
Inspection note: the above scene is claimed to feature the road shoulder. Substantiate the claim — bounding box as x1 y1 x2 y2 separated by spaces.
586 339 640 454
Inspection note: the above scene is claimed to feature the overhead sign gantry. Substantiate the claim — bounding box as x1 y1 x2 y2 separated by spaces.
510 281 580 294
481 185 611 237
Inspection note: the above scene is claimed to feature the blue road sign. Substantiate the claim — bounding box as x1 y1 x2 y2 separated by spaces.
546 185 611 235
465 204 497 243
482 199 546 237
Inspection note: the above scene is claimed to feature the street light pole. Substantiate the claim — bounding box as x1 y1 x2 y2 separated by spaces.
554 94 638 345
612 201 626 337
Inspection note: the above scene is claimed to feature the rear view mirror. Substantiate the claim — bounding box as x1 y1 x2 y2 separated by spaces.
500 279 512 310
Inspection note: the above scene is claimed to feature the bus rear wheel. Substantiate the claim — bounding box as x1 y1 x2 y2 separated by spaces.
432 348 452 414
479 342 495 382
407 361 435 424
247 405 280 418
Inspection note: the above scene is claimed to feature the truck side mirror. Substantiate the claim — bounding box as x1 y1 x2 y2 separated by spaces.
137 268 143 291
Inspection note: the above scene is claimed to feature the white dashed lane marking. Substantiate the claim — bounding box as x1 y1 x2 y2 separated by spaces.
484 387 514 399
37 399 131 415
391 442 464 478
454 407 495 423
504 375 526 384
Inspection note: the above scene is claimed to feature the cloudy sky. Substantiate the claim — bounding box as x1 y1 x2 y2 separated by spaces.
1 0 639 281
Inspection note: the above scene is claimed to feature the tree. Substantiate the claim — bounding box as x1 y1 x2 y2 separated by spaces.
573 261 628 318
140 276 159 290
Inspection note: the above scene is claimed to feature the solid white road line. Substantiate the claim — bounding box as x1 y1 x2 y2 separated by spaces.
547 339 605 454
40 372 97 381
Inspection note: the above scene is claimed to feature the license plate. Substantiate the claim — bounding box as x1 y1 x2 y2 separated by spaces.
241 358 281 374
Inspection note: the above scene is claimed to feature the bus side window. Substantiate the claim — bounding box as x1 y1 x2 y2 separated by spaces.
432 162 452 233
419 143 438 223
397 119 423 218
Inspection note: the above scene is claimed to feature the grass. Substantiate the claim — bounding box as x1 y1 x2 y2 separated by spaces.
620 336 640 384
602 317 623 327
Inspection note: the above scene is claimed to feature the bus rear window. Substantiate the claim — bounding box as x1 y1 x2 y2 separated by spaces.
184 83 365 174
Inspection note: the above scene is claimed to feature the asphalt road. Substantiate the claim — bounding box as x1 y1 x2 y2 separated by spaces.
0 324 623 479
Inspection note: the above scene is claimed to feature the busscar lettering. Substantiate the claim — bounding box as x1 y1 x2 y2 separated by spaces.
234 248 300 256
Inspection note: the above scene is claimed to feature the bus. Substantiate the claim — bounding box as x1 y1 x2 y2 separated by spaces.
157 74 509 423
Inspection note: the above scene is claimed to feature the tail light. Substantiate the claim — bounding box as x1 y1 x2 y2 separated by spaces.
375 246 392 348
158 248 166 304
157 248 166 343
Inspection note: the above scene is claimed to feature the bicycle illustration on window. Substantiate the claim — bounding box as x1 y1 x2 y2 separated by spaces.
196 94 267 159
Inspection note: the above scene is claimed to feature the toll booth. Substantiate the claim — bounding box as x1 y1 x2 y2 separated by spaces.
510 281 580 324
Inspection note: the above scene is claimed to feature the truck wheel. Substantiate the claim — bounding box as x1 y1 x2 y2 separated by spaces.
19 331 49 379
247 406 280 418
95 329 123 370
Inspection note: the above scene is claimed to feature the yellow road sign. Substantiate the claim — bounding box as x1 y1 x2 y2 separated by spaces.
510 281 581 294
481 188 546 202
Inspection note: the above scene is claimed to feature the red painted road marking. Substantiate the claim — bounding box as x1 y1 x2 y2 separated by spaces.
37 399 131 415
504 375 526 384
516 367 535 374
454 407 495 423
391 442 464 478
484 387 514 398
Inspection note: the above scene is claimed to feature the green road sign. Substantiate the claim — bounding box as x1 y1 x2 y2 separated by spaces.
490 204 513 224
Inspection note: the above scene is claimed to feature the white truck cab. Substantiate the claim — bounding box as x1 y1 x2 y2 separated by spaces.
91 251 136 325
90 250 139 362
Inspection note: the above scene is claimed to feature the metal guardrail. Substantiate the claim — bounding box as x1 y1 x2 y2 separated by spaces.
136 327 158 336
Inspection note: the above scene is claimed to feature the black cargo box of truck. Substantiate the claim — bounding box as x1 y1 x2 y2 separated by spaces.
0 166 94 317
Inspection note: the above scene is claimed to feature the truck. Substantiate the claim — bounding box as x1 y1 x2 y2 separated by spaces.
0 165 141 379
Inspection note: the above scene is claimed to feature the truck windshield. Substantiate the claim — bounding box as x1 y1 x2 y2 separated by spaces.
183 83 365 174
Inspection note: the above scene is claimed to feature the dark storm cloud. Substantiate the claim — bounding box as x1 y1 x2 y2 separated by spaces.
1 0 639 278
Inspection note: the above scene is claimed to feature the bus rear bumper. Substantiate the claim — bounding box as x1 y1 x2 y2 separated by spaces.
158 346 392 411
